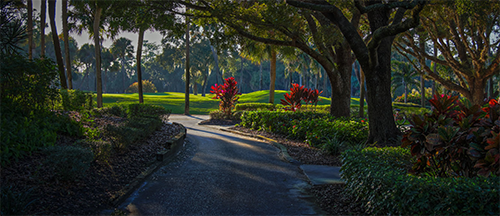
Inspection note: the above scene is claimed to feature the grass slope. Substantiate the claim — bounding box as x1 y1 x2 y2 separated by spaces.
102 90 389 114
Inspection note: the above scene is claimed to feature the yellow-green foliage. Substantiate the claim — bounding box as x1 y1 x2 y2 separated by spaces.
126 80 157 93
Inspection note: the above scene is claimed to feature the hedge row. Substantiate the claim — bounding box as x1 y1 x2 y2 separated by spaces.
240 111 368 150
341 147 500 215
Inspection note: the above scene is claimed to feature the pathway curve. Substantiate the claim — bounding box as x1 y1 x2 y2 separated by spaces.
116 114 321 215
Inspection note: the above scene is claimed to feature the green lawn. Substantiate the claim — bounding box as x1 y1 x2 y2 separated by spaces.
102 90 415 114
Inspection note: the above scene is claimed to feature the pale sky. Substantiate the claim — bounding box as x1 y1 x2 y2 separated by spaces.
33 0 163 49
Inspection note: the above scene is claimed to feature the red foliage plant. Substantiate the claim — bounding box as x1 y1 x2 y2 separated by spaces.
280 83 322 111
210 77 241 116
402 94 499 177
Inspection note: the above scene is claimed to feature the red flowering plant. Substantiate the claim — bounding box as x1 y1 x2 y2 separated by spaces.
210 77 241 117
402 94 500 177
280 83 322 111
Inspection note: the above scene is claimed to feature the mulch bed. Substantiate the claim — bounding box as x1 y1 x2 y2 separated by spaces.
227 125 366 214
0 113 183 215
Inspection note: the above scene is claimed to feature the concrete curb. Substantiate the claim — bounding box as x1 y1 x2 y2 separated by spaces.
218 127 301 166
109 122 187 207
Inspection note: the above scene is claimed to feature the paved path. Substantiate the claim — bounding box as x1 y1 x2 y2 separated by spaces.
116 114 322 215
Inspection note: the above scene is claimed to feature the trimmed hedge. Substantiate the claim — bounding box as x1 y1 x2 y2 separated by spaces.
240 111 368 149
341 147 500 215
235 103 280 111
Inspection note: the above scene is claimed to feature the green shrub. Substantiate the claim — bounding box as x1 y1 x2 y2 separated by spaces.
104 116 163 151
43 146 94 181
0 186 36 215
341 147 499 215
235 103 277 111
92 105 128 118
240 111 369 151
80 139 114 164
127 103 171 119
126 80 158 93
1 113 58 166
58 89 94 112
209 110 242 120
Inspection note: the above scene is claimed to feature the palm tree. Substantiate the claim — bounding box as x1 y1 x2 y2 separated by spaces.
62 0 71 89
0 0 27 55
110 37 134 93
40 0 46 57
27 0 33 59
101 48 115 93
48 0 67 89
76 43 95 90
391 60 419 103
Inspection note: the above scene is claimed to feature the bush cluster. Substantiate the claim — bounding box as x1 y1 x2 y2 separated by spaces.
42 146 94 181
126 80 158 93
127 103 171 119
209 110 242 120
210 77 241 116
235 103 279 111
104 115 163 151
240 111 368 154
394 88 432 106
341 147 499 215
58 89 94 112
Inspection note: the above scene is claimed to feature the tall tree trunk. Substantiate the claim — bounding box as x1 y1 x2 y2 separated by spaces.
103 68 107 93
202 68 208 97
137 27 145 103
209 45 220 84
193 83 198 95
488 78 493 98
404 79 407 103
420 75 425 107
315 69 319 90
40 0 46 57
184 18 190 115
269 48 276 104
299 73 302 86
49 0 67 89
327 42 352 117
93 6 102 107
121 59 126 93
240 57 244 93
359 68 365 118
27 0 33 59
62 0 72 89
364 36 400 145
322 67 327 97
419 35 425 107
289 70 292 89
259 62 263 90
432 43 437 97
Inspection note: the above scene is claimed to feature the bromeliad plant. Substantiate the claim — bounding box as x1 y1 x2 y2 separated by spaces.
280 83 322 111
210 77 241 117
402 94 500 178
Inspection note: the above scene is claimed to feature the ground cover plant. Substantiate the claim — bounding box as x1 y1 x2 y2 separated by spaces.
240 111 369 155
341 147 499 215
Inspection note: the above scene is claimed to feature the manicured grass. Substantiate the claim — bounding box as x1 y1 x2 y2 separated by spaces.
102 91 422 114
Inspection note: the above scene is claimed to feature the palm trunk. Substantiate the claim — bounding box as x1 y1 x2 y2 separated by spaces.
94 6 103 108
359 68 365 118
420 75 425 107
62 0 72 89
184 18 190 115
259 62 263 90
209 45 220 84
202 68 209 97
62 0 73 89
40 0 46 57
49 0 67 89
27 0 33 59
269 48 276 104
137 27 145 103
121 59 126 93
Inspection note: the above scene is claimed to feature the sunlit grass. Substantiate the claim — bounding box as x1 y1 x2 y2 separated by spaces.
102 90 419 114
